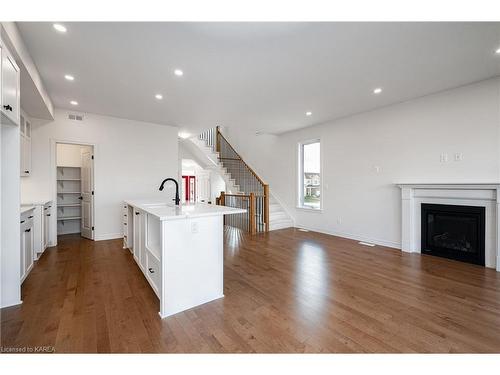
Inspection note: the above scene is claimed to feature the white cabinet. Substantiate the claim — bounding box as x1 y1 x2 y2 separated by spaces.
43 203 51 250
20 209 35 283
133 208 146 271
20 114 32 176
23 201 52 259
1 42 20 126
124 202 161 298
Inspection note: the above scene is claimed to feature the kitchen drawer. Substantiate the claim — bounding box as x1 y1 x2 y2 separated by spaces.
21 213 34 229
146 251 161 296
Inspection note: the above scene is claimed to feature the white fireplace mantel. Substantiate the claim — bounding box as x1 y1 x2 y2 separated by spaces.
397 182 500 271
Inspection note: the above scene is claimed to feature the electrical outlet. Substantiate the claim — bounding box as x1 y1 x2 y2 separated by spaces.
440 153 449 163
191 221 199 234
454 153 463 161
374 165 381 173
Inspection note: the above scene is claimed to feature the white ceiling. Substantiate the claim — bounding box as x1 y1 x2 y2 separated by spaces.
17 22 500 134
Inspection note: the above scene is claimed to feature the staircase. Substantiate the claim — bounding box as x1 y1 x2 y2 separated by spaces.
269 196 294 231
187 127 293 232
186 136 243 194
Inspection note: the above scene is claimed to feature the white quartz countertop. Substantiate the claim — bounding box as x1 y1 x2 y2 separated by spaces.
125 200 246 221
21 205 35 214
21 199 52 206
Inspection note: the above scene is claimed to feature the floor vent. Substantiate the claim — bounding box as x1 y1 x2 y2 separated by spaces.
68 114 84 121
358 241 376 247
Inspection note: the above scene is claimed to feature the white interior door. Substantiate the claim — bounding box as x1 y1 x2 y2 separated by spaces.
196 171 211 203
80 149 94 239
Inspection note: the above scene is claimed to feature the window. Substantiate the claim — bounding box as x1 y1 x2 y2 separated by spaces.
298 140 321 209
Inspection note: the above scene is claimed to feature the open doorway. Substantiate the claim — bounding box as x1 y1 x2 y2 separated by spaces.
55 142 95 240
181 159 225 204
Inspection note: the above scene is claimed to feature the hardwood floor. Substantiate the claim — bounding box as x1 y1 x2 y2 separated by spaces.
2 227 500 353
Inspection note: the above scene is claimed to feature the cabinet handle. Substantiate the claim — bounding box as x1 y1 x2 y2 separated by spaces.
28 216 33 219
78 197 83 200
24 171 29 174
25 228 31 233
3 105 13 112
135 212 140 215
124 223 127 225
47 214 51 217
20 220 25 224
148 268 154 274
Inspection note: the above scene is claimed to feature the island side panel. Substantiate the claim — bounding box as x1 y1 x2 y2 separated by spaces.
160 215 224 318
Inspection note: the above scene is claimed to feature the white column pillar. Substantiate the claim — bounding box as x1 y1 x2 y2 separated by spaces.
496 188 500 272
400 186 414 253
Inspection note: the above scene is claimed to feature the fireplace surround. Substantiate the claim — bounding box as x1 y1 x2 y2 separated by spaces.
397 183 500 271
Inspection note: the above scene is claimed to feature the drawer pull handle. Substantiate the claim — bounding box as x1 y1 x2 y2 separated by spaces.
47 214 51 217
25 228 31 233
25 171 30 174
28 216 34 219
148 268 154 274
20 220 25 224
124 223 127 225
135 212 140 215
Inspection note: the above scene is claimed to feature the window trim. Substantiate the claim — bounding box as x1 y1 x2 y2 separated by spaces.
297 138 322 211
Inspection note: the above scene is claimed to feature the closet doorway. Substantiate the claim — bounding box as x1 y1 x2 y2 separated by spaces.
55 142 95 240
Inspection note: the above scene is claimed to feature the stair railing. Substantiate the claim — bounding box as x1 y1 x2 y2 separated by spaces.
201 126 269 233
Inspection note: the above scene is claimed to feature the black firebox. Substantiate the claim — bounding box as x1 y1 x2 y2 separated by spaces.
421 203 485 266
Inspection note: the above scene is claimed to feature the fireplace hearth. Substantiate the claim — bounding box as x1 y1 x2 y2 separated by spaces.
421 203 485 266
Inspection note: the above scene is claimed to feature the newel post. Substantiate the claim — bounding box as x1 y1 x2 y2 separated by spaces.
249 193 256 235
263 184 270 232
220 191 226 226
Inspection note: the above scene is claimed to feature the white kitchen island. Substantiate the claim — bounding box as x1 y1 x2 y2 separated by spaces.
122 200 246 318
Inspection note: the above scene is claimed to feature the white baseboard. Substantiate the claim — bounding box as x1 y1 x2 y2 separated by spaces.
1 299 22 309
94 233 123 241
297 226 401 250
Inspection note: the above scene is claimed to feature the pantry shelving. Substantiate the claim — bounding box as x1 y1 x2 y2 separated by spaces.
57 166 82 235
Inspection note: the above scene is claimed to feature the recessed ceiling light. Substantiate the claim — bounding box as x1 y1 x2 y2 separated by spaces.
306 111 312 116
64 74 74 81
495 47 500 54
178 132 190 139
155 94 163 100
174 69 183 76
373 88 383 94
70 100 78 106
53 24 67 33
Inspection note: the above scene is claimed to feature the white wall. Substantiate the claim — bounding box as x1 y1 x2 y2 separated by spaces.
21 109 179 241
225 78 500 248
